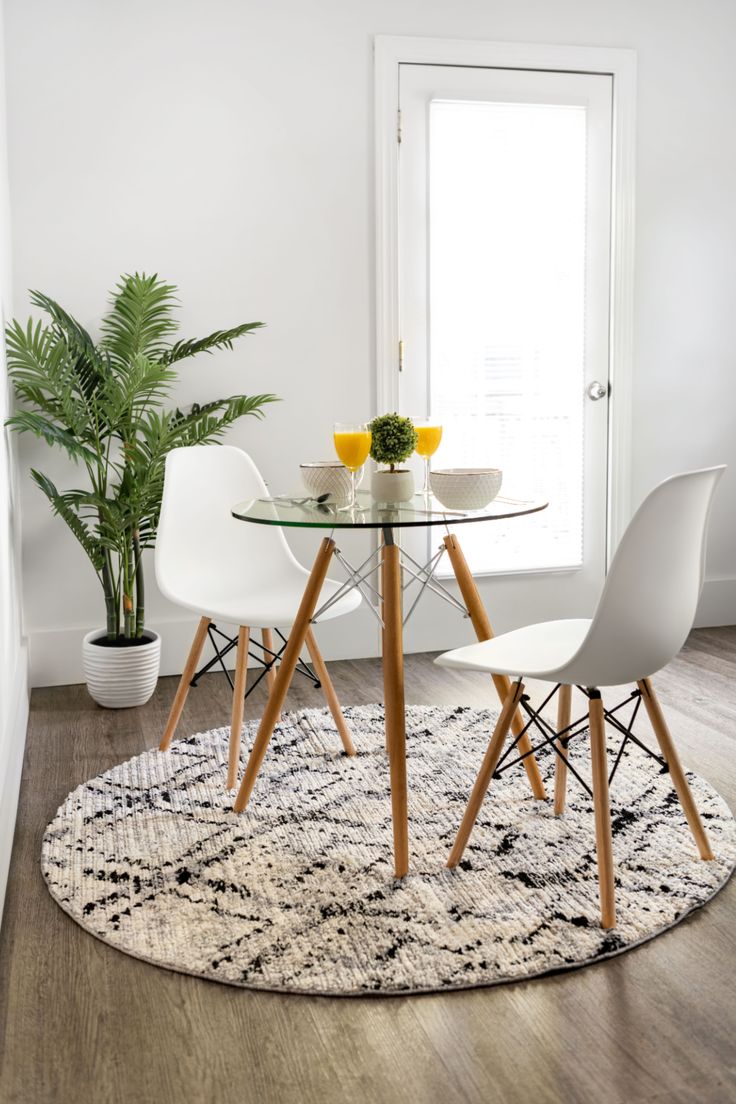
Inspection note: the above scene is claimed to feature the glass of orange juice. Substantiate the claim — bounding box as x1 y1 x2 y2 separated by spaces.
412 418 443 495
333 422 371 510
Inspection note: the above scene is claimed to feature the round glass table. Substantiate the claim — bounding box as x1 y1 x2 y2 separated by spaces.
230 489 549 877
231 490 547 529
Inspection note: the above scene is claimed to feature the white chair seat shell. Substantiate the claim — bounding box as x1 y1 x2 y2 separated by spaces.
438 619 591 681
168 569 359 630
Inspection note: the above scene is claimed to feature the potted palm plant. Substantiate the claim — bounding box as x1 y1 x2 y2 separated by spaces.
5 272 276 707
369 412 418 503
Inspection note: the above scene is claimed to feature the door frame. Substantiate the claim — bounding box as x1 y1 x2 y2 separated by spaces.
374 35 637 561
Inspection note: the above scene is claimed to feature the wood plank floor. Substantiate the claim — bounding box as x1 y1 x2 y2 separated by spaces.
1 631 735 1104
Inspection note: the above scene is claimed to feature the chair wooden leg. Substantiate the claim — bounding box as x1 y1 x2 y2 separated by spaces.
443 534 547 801
227 626 250 790
448 680 524 869
554 684 573 815
638 678 714 860
233 538 336 813
261 628 281 724
159 616 211 751
589 693 616 929
305 627 356 756
382 538 409 878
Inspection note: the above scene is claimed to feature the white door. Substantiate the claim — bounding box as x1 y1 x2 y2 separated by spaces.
396 64 613 651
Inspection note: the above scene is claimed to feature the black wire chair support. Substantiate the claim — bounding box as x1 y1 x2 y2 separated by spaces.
189 623 320 698
490 681 669 799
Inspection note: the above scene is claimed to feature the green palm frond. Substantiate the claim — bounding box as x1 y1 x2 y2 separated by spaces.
170 393 278 445
6 411 98 462
113 411 179 545
162 321 265 364
5 319 97 439
29 290 106 401
100 354 177 433
5 320 75 397
30 470 105 572
6 317 57 382
100 273 179 364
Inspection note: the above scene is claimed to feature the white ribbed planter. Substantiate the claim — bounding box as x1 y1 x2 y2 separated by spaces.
370 469 414 503
82 629 161 709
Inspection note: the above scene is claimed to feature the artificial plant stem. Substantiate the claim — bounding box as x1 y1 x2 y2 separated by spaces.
133 530 144 638
115 561 124 639
99 501 120 638
101 558 118 640
123 532 135 639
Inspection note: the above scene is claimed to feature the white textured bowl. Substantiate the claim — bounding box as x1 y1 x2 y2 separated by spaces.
429 468 503 510
83 629 161 709
300 462 361 504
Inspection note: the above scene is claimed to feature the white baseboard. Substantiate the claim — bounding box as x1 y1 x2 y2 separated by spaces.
695 576 736 628
0 643 29 927
29 607 382 688
29 574 736 688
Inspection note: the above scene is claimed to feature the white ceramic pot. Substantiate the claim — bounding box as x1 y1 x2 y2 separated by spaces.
83 629 161 709
371 468 415 503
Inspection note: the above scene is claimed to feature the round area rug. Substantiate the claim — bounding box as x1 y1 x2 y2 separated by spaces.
42 704 735 995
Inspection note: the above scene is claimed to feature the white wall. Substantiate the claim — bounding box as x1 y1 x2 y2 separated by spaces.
0 0 28 921
4 0 735 686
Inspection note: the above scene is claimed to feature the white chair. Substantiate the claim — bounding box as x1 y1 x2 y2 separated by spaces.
436 466 725 928
156 445 361 788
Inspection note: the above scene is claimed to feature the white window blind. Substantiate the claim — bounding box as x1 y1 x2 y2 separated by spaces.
429 99 588 574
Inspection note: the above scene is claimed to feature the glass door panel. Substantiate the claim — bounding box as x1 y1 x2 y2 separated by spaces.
430 99 587 573
397 64 612 649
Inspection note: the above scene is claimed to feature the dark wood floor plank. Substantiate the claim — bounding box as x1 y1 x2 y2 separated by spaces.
0 634 734 1104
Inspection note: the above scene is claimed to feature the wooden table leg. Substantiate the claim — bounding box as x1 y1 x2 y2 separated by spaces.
448 680 524 868
233 538 337 813
380 544 390 758
443 533 547 801
382 531 409 878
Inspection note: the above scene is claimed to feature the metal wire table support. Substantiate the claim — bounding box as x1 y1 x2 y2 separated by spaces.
311 540 468 630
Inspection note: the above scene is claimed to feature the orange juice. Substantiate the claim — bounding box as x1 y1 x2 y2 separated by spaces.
334 430 371 471
415 424 443 458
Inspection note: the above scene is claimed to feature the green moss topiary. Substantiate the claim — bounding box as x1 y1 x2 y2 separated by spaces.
369 413 418 471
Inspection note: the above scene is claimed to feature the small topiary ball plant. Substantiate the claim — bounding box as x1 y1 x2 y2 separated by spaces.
369 413 418 472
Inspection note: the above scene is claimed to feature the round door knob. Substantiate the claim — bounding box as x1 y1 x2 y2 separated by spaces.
587 380 608 401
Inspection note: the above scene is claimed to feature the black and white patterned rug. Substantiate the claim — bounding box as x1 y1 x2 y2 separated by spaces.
42 704 735 995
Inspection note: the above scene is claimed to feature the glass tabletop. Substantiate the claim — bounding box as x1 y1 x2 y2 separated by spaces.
231 490 548 530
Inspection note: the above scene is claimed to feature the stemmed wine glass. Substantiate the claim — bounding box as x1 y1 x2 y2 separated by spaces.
412 418 443 496
333 422 371 511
